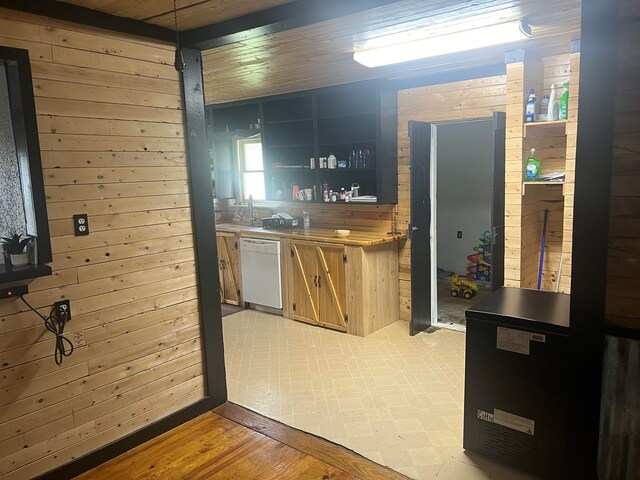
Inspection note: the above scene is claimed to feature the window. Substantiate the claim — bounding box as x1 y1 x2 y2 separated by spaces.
0 46 52 278
236 136 265 201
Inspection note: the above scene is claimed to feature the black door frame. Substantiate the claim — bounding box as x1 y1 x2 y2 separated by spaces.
410 116 505 333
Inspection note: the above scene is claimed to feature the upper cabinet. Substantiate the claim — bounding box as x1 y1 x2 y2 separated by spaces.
207 80 398 205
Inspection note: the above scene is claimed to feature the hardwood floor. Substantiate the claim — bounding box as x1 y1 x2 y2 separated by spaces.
75 403 409 479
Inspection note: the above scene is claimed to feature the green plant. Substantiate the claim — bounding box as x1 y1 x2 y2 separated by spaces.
1 232 31 255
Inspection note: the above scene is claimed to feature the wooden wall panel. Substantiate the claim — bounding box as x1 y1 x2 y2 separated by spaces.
0 8 205 478
606 2 640 329
396 75 508 320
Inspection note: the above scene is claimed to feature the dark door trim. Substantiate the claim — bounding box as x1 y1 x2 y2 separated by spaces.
409 120 433 336
491 112 506 291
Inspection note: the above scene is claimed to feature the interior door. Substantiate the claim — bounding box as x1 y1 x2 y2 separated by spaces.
289 241 319 325
490 112 506 291
409 120 433 336
316 244 347 332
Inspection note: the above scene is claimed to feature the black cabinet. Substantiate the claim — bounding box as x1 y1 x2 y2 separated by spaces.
206 80 398 204
463 287 570 479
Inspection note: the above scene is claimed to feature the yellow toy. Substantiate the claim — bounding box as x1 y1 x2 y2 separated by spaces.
450 274 479 300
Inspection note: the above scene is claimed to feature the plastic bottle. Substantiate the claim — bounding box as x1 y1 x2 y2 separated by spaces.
540 95 549 121
525 89 537 123
559 82 569 120
548 84 559 121
525 148 541 181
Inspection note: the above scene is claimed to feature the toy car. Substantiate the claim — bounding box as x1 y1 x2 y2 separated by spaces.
450 274 478 299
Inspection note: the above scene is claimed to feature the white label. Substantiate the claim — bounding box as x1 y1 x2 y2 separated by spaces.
496 327 530 355
494 409 535 436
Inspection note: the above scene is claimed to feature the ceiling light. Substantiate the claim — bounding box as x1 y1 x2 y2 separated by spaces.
353 20 531 68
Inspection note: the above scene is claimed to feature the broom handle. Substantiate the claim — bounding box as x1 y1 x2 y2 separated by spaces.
537 209 550 290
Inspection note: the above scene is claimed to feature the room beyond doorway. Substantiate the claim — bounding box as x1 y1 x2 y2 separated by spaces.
434 120 496 329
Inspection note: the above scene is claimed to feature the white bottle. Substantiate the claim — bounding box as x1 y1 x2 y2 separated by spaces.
328 154 337 169
547 84 559 121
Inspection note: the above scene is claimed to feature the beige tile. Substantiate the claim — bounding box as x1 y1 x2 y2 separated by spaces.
223 311 543 480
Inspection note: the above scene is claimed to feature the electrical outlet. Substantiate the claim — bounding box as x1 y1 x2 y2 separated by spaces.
457 231 463 239
54 299 71 321
73 214 89 236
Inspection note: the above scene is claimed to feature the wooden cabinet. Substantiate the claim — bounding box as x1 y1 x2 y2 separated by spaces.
216 232 242 305
287 240 347 332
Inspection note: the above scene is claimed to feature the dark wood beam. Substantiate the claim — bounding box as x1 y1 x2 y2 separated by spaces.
568 0 617 476
180 0 405 50
0 0 175 43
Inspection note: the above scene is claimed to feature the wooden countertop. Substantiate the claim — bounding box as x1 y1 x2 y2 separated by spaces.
215 223 406 247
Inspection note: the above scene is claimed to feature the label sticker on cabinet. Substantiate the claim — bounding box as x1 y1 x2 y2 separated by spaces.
530 332 546 343
496 327 531 355
493 409 535 436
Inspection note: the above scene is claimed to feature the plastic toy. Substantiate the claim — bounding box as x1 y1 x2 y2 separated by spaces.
450 274 479 300
466 230 492 282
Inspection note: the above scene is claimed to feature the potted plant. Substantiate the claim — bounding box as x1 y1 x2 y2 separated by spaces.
1 233 31 266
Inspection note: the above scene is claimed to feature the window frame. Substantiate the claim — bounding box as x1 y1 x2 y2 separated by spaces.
1 46 52 266
235 135 265 202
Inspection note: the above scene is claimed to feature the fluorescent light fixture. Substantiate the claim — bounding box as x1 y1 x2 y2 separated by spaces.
353 20 531 68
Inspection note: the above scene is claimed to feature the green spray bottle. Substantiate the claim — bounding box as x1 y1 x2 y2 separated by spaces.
559 82 569 120
525 148 541 181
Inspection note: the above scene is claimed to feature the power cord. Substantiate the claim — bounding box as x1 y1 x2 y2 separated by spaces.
20 296 74 365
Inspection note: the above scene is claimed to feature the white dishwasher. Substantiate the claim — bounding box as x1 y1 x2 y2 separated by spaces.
240 237 282 309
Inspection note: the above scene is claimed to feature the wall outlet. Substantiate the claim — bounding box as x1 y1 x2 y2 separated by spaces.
54 299 71 321
457 231 463 239
73 214 89 236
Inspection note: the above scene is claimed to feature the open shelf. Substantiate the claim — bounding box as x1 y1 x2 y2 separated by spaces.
524 120 567 133
0 263 52 284
522 181 565 195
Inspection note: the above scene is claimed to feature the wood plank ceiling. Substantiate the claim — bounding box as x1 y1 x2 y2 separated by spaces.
56 0 580 105
56 0 297 30
201 0 581 103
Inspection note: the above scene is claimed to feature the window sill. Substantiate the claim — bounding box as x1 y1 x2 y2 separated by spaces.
0 263 52 284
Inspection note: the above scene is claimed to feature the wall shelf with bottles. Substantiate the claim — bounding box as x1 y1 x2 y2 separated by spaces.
206 79 398 205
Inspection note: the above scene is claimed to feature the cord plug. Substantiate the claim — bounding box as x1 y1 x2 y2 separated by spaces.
53 300 71 322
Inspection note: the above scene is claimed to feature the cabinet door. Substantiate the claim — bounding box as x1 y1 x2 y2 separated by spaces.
289 241 319 325
217 234 241 305
316 243 347 332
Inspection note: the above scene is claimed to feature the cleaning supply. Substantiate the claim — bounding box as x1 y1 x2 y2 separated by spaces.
540 94 550 121
559 82 569 120
525 88 537 122
548 84 559 121
525 148 541 181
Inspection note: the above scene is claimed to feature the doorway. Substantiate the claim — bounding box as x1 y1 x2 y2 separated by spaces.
410 114 505 334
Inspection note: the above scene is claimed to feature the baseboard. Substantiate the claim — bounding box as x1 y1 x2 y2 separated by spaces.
36 396 219 480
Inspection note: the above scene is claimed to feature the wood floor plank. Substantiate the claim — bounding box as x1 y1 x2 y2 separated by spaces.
75 404 407 480
214 403 410 480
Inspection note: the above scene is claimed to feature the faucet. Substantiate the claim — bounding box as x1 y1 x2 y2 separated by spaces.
248 194 255 226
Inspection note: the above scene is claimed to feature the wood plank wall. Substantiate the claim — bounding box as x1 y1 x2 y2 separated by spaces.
0 9 205 478
606 0 640 329
396 75 508 320
215 200 394 233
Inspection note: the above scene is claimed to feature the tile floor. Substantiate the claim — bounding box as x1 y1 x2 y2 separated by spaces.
223 309 541 480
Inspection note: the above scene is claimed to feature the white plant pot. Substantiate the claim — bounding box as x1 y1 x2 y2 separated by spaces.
10 253 29 266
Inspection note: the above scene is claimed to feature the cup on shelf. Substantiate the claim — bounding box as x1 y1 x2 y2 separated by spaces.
304 188 313 201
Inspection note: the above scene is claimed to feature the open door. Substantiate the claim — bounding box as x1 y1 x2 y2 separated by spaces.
490 112 506 291
409 120 432 336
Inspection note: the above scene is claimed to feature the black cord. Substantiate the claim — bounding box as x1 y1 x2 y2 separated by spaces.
20 296 73 365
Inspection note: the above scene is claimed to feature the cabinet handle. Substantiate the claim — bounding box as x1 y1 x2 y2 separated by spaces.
318 275 321 288
313 275 318 287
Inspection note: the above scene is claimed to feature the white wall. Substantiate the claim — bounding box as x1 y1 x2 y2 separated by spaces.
436 120 493 275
